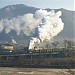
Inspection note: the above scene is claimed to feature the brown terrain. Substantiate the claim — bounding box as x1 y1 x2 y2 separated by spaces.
0 67 75 75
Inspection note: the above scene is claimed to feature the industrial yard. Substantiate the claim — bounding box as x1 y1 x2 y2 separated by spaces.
0 39 75 68
0 0 74 75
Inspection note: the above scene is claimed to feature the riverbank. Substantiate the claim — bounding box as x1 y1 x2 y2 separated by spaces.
0 67 75 75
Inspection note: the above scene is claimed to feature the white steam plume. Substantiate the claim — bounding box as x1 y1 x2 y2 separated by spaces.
0 9 64 50
29 10 64 50
11 36 17 44
0 9 47 36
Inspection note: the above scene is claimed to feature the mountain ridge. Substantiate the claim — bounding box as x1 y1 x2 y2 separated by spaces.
0 4 74 44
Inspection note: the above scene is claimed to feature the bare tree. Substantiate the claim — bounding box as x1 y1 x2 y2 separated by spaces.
64 40 74 48
51 41 59 48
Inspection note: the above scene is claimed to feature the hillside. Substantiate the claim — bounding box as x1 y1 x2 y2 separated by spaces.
0 4 74 44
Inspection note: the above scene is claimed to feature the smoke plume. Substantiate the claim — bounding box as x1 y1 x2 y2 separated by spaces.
0 9 64 50
0 9 47 36
28 10 64 50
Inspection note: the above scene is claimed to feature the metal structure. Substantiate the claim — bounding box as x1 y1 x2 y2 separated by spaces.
0 46 75 68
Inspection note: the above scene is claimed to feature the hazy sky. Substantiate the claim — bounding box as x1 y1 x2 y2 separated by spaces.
0 0 74 10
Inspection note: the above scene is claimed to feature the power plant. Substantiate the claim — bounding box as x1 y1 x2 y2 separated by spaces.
0 40 75 68
0 9 74 68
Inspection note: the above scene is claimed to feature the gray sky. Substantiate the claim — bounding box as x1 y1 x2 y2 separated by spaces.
0 0 74 10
